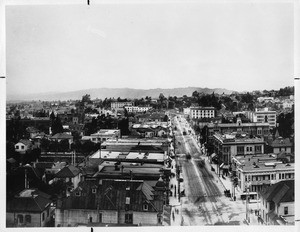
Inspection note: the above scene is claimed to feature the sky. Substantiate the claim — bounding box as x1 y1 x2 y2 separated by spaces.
5 1 294 95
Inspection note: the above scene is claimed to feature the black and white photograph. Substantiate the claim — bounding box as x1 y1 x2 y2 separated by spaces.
0 0 299 230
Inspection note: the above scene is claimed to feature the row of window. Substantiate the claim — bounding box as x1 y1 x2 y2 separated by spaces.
245 173 294 182
15 145 25 150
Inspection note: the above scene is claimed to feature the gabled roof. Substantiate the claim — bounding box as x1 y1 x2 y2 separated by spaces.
17 139 32 147
269 138 292 147
7 189 51 213
55 165 80 178
260 180 294 203
51 133 73 140
136 182 154 200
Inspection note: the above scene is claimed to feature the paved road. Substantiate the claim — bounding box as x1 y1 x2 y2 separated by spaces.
172 116 247 225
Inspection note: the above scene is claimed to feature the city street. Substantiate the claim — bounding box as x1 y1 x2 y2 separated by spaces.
171 115 260 226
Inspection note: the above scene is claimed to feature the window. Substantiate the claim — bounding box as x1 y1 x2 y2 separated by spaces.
143 204 149 211
42 212 45 221
47 208 50 217
279 173 281 179
21 146 25 149
99 213 102 223
16 145 19 149
89 216 93 223
284 207 288 215
18 215 23 223
75 191 81 196
25 215 31 223
92 188 97 194
237 146 244 154
255 146 262 154
125 213 133 224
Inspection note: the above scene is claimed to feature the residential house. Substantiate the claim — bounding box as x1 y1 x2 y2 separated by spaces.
259 180 294 225
54 165 82 195
6 188 53 227
266 137 293 154
15 139 32 154
50 133 73 144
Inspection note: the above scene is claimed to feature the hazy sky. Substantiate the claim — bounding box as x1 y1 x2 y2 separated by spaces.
6 1 294 95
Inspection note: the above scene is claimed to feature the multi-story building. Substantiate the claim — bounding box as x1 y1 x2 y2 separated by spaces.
246 108 277 128
55 178 165 227
212 132 265 164
232 155 294 193
124 106 152 113
189 107 215 119
111 102 133 111
206 117 270 142
259 180 294 225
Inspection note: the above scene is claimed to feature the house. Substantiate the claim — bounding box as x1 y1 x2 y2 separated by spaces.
6 188 53 227
259 180 294 225
26 127 40 139
15 139 32 154
55 178 165 227
50 133 73 144
266 137 293 154
55 165 82 194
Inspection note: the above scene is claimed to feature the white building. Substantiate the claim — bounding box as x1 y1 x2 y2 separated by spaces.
111 102 133 111
124 106 152 113
257 97 274 103
246 108 277 128
189 107 215 119
232 155 294 194
89 129 121 143
259 180 294 225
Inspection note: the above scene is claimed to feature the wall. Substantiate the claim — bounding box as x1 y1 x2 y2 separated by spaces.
6 212 42 227
277 202 294 224
55 209 118 227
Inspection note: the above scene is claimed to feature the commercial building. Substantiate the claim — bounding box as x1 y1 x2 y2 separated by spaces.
246 108 277 128
189 107 215 119
212 132 265 164
111 102 133 111
124 106 152 113
206 117 270 142
87 129 121 143
232 155 294 194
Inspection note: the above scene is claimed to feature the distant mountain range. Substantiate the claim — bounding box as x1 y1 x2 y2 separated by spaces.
7 87 235 102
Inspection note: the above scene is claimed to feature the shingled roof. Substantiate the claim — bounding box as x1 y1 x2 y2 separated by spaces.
260 180 294 203
55 165 80 178
7 189 51 213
